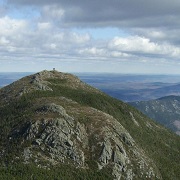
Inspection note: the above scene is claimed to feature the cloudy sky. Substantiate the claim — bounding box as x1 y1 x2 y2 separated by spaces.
0 0 180 74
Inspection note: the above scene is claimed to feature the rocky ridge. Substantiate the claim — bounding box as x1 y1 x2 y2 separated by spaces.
0 70 100 105
0 70 179 179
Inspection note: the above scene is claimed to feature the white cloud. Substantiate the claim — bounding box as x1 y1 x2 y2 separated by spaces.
37 22 52 30
0 16 91 61
110 51 132 58
0 16 27 36
0 37 10 45
1 1 180 73
0 14 179 68
78 47 106 57
108 36 180 59
109 36 160 53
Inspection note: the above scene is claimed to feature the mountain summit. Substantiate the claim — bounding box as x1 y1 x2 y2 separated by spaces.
0 70 179 179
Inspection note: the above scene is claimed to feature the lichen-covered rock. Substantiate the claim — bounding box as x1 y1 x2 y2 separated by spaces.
31 73 53 91
99 140 112 166
75 122 89 148
22 118 85 166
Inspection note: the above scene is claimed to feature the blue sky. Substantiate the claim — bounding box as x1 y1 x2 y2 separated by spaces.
0 0 180 74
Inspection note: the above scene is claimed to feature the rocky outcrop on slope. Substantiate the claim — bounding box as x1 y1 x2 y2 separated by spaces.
8 102 161 179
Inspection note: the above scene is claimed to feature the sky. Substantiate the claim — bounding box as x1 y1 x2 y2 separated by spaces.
0 0 180 74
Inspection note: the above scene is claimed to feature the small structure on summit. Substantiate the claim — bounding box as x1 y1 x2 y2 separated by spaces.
53 68 55 71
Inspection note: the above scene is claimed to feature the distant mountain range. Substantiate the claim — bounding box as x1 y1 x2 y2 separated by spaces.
130 96 180 135
97 83 180 102
77 74 180 102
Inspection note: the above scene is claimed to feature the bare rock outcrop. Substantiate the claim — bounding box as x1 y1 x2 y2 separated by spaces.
31 71 53 91
7 102 160 179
